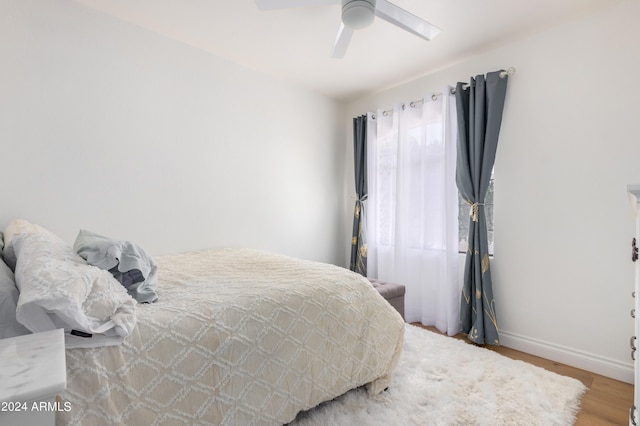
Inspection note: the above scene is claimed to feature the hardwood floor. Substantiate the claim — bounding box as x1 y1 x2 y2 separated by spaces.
414 324 633 425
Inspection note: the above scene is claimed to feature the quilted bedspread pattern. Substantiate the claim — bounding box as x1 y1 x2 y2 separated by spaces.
58 248 404 425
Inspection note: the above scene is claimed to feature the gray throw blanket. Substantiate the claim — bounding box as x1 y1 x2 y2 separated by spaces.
74 230 158 303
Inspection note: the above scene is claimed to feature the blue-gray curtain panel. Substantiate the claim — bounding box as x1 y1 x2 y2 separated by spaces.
455 71 508 345
350 115 367 275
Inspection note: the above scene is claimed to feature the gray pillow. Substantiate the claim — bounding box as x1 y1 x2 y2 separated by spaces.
74 230 158 303
0 258 30 339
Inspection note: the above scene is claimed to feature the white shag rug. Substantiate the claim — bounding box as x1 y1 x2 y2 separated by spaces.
291 324 587 426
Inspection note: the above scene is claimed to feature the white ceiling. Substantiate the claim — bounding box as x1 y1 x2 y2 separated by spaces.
74 0 622 102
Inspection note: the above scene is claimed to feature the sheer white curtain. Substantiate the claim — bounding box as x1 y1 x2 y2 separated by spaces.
367 89 459 335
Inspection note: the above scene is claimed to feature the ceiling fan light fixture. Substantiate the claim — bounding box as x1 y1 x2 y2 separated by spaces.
342 0 376 30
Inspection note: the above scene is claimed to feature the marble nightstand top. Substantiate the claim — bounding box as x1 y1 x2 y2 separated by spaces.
0 329 66 402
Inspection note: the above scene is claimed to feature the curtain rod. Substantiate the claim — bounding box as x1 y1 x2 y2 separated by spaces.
373 67 515 119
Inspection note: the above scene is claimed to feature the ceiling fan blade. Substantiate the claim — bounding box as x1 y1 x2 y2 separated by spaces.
374 0 441 41
331 23 354 58
255 0 339 10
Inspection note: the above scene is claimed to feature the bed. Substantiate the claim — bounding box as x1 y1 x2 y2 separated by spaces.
0 220 404 425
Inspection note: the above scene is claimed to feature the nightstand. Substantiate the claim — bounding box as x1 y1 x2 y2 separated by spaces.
0 328 67 426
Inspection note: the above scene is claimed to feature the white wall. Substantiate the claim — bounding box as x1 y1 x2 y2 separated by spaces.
345 0 640 382
0 0 346 265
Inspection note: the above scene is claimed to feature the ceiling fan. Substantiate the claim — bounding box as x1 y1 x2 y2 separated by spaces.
254 0 441 58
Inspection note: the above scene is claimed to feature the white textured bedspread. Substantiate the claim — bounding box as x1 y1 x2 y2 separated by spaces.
58 248 404 425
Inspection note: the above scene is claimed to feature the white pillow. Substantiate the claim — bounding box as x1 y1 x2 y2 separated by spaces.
13 231 137 348
3 219 61 270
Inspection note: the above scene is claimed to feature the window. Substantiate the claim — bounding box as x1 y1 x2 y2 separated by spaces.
370 104 454 252
457 174 494 255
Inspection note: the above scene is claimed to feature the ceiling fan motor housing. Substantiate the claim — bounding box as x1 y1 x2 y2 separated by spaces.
342 0 376 29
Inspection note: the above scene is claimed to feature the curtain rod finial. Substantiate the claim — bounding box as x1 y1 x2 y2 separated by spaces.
500 67 516 78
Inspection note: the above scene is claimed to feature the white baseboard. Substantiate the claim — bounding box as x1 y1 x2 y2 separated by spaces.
499 330 634 384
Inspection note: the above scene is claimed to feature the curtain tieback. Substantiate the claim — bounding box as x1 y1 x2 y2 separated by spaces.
353 194 368 218
354 194 368 203
467 200 485 222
